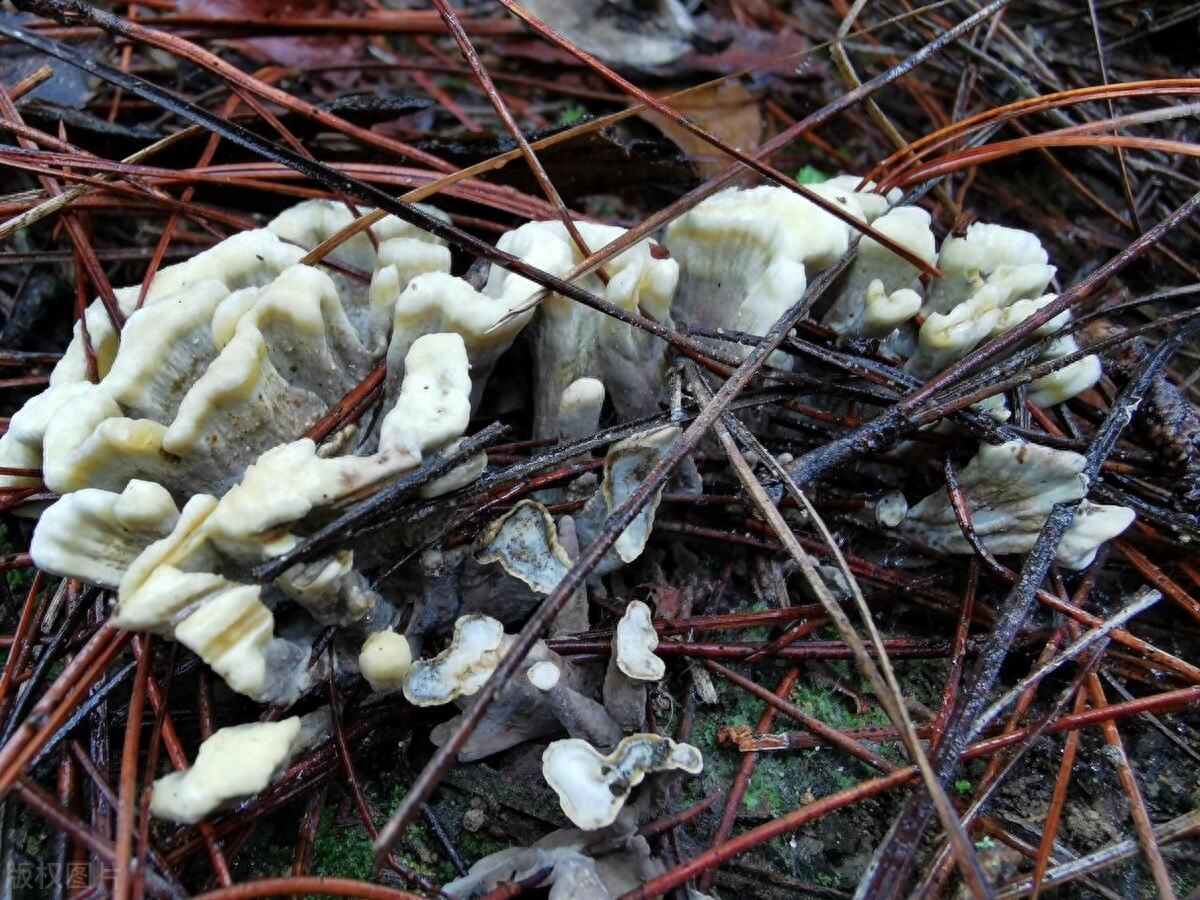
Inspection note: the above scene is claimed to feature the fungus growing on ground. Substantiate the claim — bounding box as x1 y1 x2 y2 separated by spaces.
358 630 414 691
542 734 703 830
403 614 567 761
528 661 623 749
895 439 1135 569
485 219 678 436
667 183 1103 415
2 185 1140 835
604 600 666 732
150 712 327 824
444 819 663 899
614 600 666 681
575 425 682 572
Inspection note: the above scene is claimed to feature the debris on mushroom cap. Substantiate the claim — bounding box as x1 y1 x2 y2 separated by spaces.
897 440 1135 569
819 175 903 221
403 614 508 706
615 600 666 681
576 426 679 569
485 219 677 437
558 377 606 445
31 480 179 589
150 710 328 824
359 630 414 691
514 0 697 69
474 500 572 595
542 734 703 830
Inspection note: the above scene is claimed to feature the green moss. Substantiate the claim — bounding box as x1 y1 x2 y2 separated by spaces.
795 165 829 184
459 828 507 863
557 104 587 126
789 680 889 733
310 812 376 882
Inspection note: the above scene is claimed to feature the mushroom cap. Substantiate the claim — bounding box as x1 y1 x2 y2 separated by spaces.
359 630 414 690
615 600 665 681
474 500 572 595
542 733 703 830
403 614 507 706
527 660 562 691
150 717 301 824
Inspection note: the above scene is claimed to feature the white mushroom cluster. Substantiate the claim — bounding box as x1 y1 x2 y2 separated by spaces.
893 439 1135 569
0 182 1137 823
665 182 1103 415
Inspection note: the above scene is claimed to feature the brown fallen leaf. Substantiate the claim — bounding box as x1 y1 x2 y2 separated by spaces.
642 80 766 178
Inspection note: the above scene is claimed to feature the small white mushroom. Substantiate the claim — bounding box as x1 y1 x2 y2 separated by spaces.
615 601 665 681
358 630 414 691
403 614 508 706
486 219 677 436
474 500 572 595
822 205 935 338
558 377 606 445
384 271 535 410
925 222 1054 316
150 711 326 824
542 734 703 830
576 426 679 572
527 661 622 749
514 0 696 68
444 824 663 900
898 440 1135 569
874 491 909 528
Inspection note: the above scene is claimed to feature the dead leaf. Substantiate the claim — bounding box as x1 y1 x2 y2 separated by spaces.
642 80 765 178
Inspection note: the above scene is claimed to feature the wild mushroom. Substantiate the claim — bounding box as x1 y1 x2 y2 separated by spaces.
358 629 414 691
821 205 936 338
895 439 1135 569
484 219 677 436
149 710 327 824
541 734 703 830
575 426 678 572
30 479 179 589
403 614 509 706
0 228 310 493
444 820 663 900
383 271 536 410
514 0 697 68
558 377 606 445
604 600 665 731
527 660 623 749
924 221 1055 316
404 614 567 760
614 600 665 681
